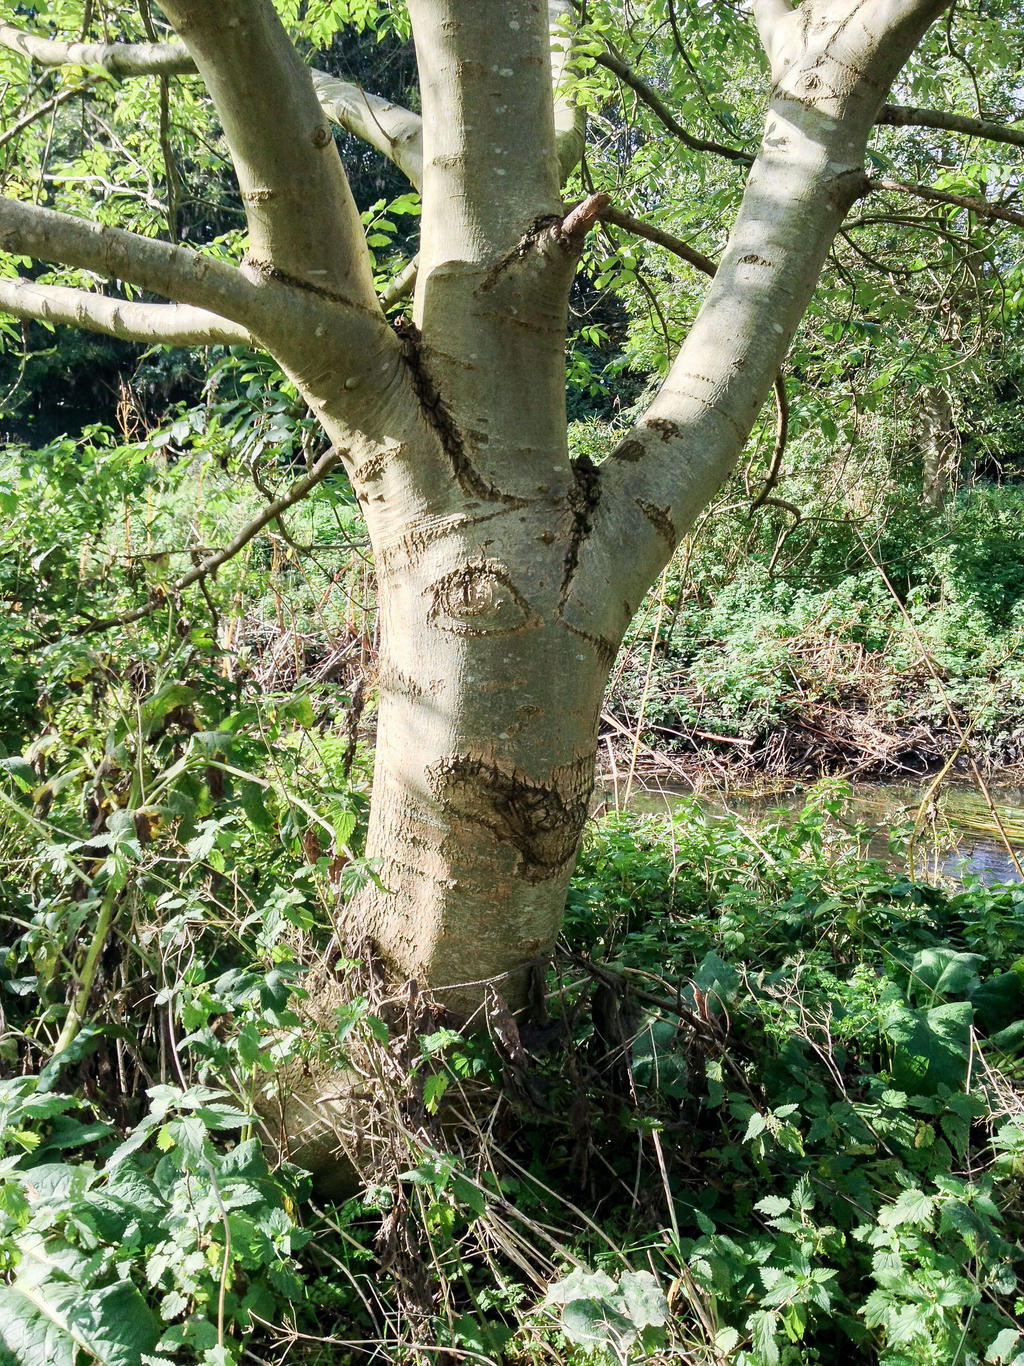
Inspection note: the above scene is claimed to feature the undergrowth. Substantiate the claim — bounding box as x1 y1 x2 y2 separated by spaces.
1 405 1023 1366
2 743 1023 1363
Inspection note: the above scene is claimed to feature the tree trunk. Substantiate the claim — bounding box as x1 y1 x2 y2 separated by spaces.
920 387 958 510
353 537 608 1018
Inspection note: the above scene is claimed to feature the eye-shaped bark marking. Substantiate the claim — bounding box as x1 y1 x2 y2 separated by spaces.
427 753 593 882
427 559 540 637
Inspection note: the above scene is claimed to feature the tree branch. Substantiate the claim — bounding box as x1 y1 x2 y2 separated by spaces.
0 196 262 325
378 255 419 310
550 0 586 182
600 206 718 277
0 82 91 154
158 0 379 309
878 102 1024 149
869 176 1024 228
0 22 193 76
310 70 423 189
0 22 425 195
0 277 252 346
568 0 952 638
593 49 752 166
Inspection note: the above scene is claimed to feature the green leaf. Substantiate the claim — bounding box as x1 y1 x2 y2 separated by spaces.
749 1308 780 1365
616 1271 668 1329
691 951 740 1012
0 756 36 792
986 1327 1023 1363
878 1186 935 1230
755 1195 791 1218
0 1280 157 1366
883 1001 973 1094
451 1173 485 1217
745 1111 767 1141
907 948 984 1005
422 1073 449 1114
970 971 1024 1036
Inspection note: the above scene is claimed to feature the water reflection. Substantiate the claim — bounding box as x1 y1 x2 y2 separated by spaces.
611 781 1024 887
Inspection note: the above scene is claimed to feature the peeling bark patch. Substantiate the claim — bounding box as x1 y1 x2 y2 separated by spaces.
559 453 602 602
426 753 592 882
612 439 645 463
377 663 424 699
427 559 540 637
646 417 681 442
394 318 527 508
636 498 677 545
739 254 772 267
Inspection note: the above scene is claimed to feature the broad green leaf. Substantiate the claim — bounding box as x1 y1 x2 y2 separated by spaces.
883 1001 973 1094
0 1279 157 1366
616 1271 668 1329
907 948 984 1005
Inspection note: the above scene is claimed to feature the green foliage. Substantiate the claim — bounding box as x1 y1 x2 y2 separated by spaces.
0 1080 309 1366
541 1267 668 1361
560 787 1024 1364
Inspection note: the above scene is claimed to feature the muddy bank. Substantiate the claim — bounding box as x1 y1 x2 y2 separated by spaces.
598 689 1024 790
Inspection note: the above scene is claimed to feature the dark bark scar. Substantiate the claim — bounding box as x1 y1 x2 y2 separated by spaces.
392 317 527 508
647 417 681 442
427 752 593 882
559 453 602 602
636 498 677 545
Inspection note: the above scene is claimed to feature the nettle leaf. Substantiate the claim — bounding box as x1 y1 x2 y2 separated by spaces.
878 1186 935 1231
755 1195 791 1219
0 755 36 792
422 1072 450 1114
749 1308 781 1365
0 1279 157 1366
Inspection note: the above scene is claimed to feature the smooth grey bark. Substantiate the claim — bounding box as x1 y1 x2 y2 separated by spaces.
0 277 251 346
0 0 952 1045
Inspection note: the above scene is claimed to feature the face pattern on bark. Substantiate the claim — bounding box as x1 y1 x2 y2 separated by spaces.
427 559 541 637
426 751 593 883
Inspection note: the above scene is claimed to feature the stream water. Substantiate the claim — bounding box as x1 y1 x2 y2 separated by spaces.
614 779 1024 886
